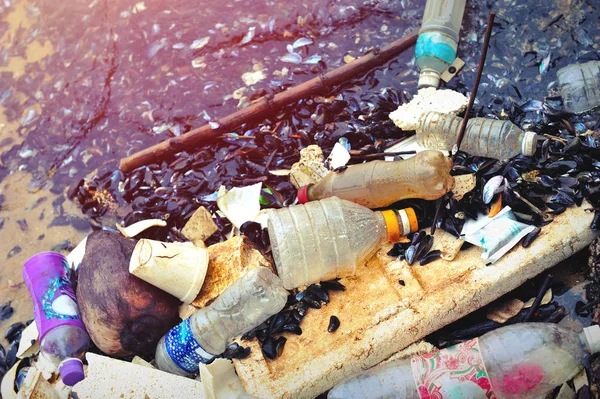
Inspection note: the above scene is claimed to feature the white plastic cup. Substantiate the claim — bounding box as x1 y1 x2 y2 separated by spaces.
129 239 209 303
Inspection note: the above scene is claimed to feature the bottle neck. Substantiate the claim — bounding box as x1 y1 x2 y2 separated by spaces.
380 209 418 242
581 325 600 354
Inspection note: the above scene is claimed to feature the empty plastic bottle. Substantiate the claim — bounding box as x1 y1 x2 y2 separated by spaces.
268 197 418 290
416 0 466 88
23 252 90 386
297 150 455 208
155 266 288 376
557 61 600 114
417 111 538 159
329 322 600 399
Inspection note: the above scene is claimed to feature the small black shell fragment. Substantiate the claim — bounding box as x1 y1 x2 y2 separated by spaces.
0 301 13 321
592 211 600 231
419 250 441 266
398 280 406 286
405 244 418 265
522 227 541 248
320 279 346 291
262 336 287 359
221 343 251 360
282 324 302 335
328 315 340 333
4 322 25 344
307 284 329 302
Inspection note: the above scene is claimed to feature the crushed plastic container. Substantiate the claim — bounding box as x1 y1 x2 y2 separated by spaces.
155 266 288 376
297 150 454 208
557 61 600 114
268 197 418 290
23 252 90 386
329 322 600 399
417 111 538 159
416 0 466 88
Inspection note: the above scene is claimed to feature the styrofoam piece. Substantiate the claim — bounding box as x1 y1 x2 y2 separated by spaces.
327 142 351 170
17 322 39 358
234 202 598 398
72 353 206 399
199 359 247 399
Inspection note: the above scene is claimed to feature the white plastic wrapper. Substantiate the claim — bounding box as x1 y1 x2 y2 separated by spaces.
462 206 535 264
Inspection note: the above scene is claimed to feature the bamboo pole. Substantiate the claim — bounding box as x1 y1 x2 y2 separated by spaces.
119 31 418 173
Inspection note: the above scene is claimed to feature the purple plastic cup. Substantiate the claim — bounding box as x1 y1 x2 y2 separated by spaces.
22 252 87 342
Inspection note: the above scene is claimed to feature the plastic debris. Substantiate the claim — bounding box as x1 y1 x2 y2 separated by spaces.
217 183 263 229
16 322 39 359
115 218 167 238
289 145 329 189
199 358 248 399
326 142 352 170
486 299 525 323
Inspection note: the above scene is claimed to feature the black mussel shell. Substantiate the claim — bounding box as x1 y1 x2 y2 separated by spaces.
405 244 418 265
4 322 25 344
521 227 541 248
282 324 302 335
320 279 346 291
221 343 251 359
419 250 442 266
414 235 433 262
591 211 600 231
328 315 340 333
307 284 329 303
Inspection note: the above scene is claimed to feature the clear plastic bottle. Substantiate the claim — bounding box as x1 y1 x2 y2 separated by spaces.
297 150 454 208
557 61 600 114
417 111 538 159
416 0 467 88
23 252 90 386
329 323 600 399
155 266 288 376
268 197 418 290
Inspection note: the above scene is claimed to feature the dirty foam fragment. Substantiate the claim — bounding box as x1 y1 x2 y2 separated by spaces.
389 88 468 131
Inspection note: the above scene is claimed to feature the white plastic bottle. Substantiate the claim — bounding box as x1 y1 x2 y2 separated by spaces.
268 197 418 290
155 266 288 376
329 323 600 399
557 61 600 114
417 111 538 159
416 0 467 88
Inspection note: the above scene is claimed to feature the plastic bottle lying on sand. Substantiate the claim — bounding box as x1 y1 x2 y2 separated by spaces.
329 322 600 399
268 197 418 290
297 150 454 208
23 252 90 386
557 61 600 114
416 0 467 88
155 266 288 376
417 111 538 159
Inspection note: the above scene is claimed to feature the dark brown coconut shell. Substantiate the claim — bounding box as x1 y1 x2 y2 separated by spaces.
76 230 180 358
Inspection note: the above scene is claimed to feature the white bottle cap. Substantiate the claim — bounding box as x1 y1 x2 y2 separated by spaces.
583 325 600 354
418 70 441 89
522 131 538 156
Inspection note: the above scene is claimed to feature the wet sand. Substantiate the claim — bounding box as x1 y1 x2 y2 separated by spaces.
0 1 88 347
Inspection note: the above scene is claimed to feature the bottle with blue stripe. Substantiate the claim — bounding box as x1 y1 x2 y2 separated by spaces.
416 0 466 88
155 266 288 376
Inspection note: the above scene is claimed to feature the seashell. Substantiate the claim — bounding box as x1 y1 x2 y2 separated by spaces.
115 219 167 238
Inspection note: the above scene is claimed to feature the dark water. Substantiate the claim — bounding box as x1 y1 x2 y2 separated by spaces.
0 0 597 197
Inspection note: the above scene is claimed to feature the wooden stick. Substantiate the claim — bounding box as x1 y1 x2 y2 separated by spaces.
430 11 496 236
119 32 418 173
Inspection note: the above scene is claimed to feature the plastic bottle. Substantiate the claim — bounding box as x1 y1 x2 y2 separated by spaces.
155 266 288 376
557 61 600 114
416 0 466 88
22 252 90 386
329 322 600 399
297 150 454 208
268 197 418 290
417 111 538 159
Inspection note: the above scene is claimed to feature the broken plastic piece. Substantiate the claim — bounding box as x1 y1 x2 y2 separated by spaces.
115 218 167 238
217 183 262 229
